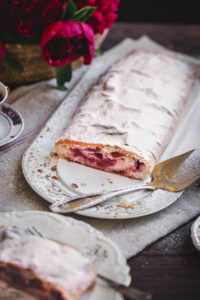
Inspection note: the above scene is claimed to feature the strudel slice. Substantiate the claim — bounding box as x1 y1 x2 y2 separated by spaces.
0 227 96 300
55 50 197 179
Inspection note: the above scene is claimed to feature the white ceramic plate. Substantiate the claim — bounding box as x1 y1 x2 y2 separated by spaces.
0 211 130 299
191 216 200 252
0 103 24 147
22 37 200 219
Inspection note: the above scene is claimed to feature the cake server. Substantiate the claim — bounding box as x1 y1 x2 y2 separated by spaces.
50 149 200 214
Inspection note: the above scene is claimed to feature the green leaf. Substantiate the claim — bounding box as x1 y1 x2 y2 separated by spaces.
2 57 24 73
61 0 77 20
56 63 72 90
72 6 96 23
95 49 102 56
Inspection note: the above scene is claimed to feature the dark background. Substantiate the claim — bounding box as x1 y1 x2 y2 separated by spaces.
117 1 199 23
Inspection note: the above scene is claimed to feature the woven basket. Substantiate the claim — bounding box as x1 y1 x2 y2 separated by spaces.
0 30 108 86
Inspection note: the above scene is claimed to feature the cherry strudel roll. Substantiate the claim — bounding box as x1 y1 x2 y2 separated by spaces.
55 50 197 179
0 227 96 300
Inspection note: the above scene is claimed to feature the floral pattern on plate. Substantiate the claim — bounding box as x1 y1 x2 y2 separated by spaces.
0 103 24 146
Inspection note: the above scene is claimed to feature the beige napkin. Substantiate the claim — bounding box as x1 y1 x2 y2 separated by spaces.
0 37 200 259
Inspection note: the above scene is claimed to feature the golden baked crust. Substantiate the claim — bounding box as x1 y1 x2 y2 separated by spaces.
55 50 197 179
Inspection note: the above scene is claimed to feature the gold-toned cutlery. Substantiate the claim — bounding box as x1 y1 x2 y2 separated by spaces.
50 149 200 214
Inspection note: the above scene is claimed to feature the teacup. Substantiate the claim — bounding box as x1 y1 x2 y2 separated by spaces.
0 81 9 105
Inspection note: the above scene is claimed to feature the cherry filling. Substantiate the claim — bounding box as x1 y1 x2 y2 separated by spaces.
70 147 116 168
70 148 83 158
0 266 4 272
8 265 29 286
136 160 144 170
95 152 103 158
29 278 44 290
111 151 124 158
115 163 145 175
97 158 116 167
0 264 60 298
69 146 145 174
86 147 100 152
50 290 65 300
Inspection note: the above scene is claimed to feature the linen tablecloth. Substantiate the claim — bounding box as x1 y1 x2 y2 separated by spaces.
0 37 200 259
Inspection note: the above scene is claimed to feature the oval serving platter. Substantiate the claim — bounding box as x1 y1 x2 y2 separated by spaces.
0 211 130 300
22 37 200 219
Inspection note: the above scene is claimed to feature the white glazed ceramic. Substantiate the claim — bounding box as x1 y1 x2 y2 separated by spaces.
0 102 24 147
191 216 200 252
22 37 200 219
0 211 130 300
0 81 8 105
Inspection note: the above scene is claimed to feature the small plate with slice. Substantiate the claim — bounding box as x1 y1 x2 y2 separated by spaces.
0 211 130 300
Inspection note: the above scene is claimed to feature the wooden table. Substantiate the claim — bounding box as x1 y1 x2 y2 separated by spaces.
102 23 200 300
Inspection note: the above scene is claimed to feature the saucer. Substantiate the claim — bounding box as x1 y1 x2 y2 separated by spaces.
0 103 24 147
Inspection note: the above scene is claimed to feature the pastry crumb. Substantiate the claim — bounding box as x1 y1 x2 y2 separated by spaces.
101 183 105 186
52 176 58 180
51 165 57 171
118 202 134 208
51 152 58 158
118 198 134 208
81 183 87 186
37 169 43 173
109 181 113 184
72 183 78 188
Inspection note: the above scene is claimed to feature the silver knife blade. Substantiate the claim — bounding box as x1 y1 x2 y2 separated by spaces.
50 193 109 213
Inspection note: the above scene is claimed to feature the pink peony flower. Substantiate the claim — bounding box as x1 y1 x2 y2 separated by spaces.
0 0 66 38
73 0 120 34
40 21 95 67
